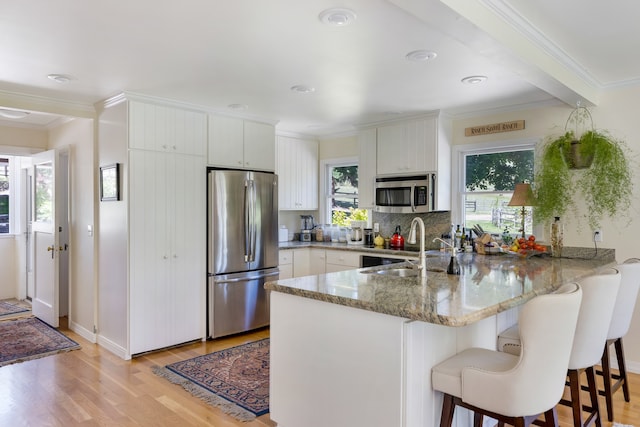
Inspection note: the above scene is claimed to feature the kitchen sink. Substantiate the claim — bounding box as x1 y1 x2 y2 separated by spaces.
362 265 446 277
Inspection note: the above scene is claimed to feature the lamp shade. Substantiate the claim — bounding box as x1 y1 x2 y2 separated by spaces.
508 183 535 207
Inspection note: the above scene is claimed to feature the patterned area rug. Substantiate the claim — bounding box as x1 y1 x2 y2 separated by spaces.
0 316 80 367
153 338 269 421
0 300 30 319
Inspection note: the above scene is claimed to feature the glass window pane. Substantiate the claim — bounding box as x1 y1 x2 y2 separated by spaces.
463 193 532 236
35 162 53 223
329 164 367 225
465 150 534 192
0 158 9 234
463 148 534 237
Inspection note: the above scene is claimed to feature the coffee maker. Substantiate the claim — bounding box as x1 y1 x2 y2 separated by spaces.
300 215 314 241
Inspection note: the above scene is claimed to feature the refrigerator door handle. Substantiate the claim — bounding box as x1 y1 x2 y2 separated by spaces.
214 270 279 284
244 178 257 263
250 179 257 261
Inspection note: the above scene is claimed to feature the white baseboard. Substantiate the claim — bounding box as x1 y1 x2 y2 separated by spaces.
625 360 640 375
603 350 640 375
97 334 130 360
69 320 96 343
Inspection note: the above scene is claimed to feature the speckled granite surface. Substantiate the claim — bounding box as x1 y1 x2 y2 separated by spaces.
266 251 616 326
279 240 424 258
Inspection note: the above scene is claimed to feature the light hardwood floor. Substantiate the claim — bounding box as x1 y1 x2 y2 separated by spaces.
0 317 638 426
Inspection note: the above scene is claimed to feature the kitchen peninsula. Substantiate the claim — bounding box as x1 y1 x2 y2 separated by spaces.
266 251 614 427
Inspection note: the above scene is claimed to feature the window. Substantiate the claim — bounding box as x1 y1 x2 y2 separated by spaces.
461 146 535 236
0 157 10 234
321 158 368 225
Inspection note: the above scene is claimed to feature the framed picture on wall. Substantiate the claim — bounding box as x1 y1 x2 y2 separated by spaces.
100 163 120 201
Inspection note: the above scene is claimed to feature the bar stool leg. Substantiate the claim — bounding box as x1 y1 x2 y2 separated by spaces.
473 412 483 427
586 366 602 427
568 369 584 427
614 338 631 402
601 343 614 421
440 394 455 427
543 407 559 427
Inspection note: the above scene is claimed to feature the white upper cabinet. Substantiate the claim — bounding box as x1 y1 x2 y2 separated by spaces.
208 115 275 171
129 101 206 156
364 113 451 211
277 135 318 210
244 121 276 171
376 117 437 175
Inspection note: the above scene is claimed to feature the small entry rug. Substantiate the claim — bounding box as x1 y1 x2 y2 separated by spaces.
153 338 269 421
0 300 30 319
0 316 80 367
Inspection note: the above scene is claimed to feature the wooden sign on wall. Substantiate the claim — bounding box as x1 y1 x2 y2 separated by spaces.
465 120 525 137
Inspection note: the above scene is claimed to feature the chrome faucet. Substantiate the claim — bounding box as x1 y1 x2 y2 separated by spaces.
433 237 460 275
408 217 427 278
433 237 455 255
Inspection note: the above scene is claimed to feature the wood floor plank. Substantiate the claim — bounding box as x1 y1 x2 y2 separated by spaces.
1 318 637 426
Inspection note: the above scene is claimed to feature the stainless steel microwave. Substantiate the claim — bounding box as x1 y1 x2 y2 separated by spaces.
374 173 436 213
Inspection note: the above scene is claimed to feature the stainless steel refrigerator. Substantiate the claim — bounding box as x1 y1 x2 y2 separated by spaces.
207 169 279 339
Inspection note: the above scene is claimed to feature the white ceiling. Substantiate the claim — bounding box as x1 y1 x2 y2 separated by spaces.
0 0 638 136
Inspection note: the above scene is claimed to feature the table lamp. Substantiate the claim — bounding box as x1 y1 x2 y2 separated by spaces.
507 183 535 239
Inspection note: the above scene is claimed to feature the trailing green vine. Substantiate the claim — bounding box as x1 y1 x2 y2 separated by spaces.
534 109 633 230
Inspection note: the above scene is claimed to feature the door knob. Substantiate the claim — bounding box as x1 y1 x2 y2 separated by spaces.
47 246 55 259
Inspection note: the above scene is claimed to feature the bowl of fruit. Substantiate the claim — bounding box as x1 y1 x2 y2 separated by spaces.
508 235 548 258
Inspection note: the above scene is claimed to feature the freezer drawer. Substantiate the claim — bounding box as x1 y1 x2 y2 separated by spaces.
208 267 278 338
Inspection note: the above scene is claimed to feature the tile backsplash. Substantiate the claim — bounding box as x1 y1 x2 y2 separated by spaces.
372 211 451 250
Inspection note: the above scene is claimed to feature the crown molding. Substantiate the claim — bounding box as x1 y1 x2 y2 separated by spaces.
481 0 601 88
0 89 95 118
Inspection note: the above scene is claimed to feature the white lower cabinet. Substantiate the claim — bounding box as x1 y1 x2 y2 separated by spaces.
278 251 293 280
308 249 326 275
281 248 369 278
129 150 205 355
325 250 361 273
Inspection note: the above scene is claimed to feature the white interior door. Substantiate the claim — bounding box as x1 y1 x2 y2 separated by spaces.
31 149 59 327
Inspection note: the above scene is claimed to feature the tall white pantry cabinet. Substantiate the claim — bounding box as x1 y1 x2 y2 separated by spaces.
128 101 206 355
98 96 207 358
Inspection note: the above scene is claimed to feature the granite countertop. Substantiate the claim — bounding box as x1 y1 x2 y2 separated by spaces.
279 240 423 258
265 252 616 326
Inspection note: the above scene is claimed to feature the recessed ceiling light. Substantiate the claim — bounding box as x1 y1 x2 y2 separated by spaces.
290 85 316 94
405 50 437 62
461 75 488 85
228 103 248 111
0 109 30 119
319 8 357 26
47 74 73 84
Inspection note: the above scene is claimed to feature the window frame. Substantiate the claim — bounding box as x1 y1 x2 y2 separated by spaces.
0 155 20 237
319 156 360 224
452 137 542 237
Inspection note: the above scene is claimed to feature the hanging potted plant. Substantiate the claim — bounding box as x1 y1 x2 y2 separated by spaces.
534 106 633 230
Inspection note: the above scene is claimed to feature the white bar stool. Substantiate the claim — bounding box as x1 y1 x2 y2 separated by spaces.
597 258 640 421
497 268 621 427
432 283 582 427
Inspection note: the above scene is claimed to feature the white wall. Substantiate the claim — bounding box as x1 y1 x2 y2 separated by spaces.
0 126 47 154
48 118 95 339
0 237 16 299
450 93 640 371
96 100 128 355
318 135 358 159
